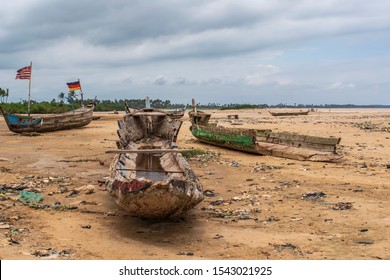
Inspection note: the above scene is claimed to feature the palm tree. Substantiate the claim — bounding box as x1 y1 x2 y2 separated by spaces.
67 91 78 111
68 91 78 102
58 92 65 104
0 88 5 103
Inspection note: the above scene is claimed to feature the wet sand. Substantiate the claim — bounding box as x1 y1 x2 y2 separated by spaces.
1 108 389 259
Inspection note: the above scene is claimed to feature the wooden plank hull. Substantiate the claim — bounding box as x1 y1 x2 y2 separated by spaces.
106 153 204 219
106 108 204 219
189 111 342 162
165 109 185 119
0 106 94 133
269 110 310 116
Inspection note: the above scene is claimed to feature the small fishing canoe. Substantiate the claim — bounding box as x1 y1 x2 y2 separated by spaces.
269 110 310 116
0 105 94 133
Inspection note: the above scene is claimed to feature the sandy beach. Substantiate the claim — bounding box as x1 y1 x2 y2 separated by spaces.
1 108 389 260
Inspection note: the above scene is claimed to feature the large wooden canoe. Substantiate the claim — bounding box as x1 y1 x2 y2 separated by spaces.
189 109 342 162
105 108 204 219
0 105 94 133
269 110 310 116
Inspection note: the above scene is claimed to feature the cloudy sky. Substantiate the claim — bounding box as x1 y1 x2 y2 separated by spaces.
1 0 389 105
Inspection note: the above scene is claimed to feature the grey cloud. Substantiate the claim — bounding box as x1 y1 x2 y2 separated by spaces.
152 75 168 86
122 76 133 84
173 77 197 85
4 0 389 61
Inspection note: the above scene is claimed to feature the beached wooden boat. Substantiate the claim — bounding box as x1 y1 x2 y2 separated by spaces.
105 107 204 219
269 110 310 116
125 104 186 119
165 108 186 119
0 105 94 133
189 103 341 162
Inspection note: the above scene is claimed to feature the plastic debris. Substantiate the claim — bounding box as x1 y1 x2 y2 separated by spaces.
203 190 217 197
210 198 224 206
32 249 52 257
333 202 353 210
19 190 43 204
301 192 327 200
177 251 194 256
81 225 92 229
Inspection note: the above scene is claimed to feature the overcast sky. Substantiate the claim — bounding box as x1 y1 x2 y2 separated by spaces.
1 0 389 105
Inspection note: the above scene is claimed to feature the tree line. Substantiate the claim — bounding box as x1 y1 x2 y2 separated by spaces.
1 88 389 114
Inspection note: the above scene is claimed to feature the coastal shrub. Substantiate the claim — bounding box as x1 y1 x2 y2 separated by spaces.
181 149 208 158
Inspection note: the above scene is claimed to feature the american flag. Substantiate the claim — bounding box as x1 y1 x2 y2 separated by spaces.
15 65 32 79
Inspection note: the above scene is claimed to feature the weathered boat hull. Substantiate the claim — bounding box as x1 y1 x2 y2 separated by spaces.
269 110 310 116
106 108 203 219
189 111 341 162
0 106 94 133
106 153 203 219
165 109 185 119
125 105 185 119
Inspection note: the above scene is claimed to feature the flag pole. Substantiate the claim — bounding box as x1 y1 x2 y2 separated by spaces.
27 62 32 116
79 79 84 107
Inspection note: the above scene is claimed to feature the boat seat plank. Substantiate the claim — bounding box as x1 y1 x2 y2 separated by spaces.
116 168 184 173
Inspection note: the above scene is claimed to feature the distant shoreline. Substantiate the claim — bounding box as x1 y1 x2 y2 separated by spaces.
1 100 390 115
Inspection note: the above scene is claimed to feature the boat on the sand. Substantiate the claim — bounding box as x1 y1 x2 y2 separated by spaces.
105 107 204 219
269 110 310 116
165 107 186 119
125 102 186 120
189 100 341 162
0 105 94 133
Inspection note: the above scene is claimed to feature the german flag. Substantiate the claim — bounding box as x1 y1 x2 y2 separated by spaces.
67 81 81 91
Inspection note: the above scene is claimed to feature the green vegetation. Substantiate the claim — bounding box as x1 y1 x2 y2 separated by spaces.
87 98 180 111
181 149 209 159
193 128 254 149
0 101 80 114
0 98 184 113
51 205 78 211
1 94 390 114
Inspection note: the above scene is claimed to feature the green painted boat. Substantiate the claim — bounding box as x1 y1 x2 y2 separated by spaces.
189 102 341 162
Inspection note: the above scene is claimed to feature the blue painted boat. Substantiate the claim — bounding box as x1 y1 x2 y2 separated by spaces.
0 105 94 133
